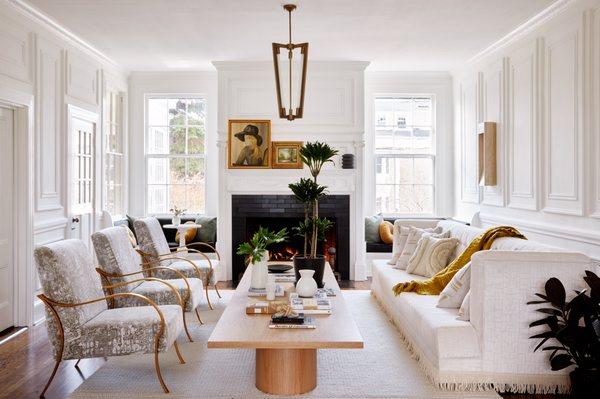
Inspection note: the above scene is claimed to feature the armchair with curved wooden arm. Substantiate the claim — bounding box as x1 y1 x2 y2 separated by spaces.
38 292 185 397
97 273 194 341
136 250 218 310
170 241 222 299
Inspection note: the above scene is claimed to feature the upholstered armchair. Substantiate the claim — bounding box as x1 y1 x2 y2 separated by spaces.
91 226 206 337
134 217 222 309
34 239 186 396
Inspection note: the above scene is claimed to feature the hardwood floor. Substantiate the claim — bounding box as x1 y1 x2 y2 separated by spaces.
0 282 569 399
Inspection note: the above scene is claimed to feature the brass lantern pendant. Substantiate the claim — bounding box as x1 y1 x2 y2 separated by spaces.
272 4 308 121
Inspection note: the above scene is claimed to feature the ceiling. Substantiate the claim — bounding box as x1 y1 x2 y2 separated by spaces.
25 0 555 71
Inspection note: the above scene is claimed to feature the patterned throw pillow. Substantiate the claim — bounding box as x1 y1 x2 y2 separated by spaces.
406 235 458 277
457 291 471 321
437 262 471 308
379 221 394 244
394 226 445 270
388 225 410 265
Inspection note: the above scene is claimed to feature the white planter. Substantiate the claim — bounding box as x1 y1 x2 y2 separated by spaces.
250 250 269 289
172 215 181 226
296 269 318 298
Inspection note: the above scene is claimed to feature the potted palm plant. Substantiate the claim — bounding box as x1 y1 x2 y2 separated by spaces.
527 270 600 396
288 142 338 287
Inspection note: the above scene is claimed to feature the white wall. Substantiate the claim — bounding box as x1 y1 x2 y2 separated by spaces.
128 72 218 216
0 1 128 325
364 72 454 217
453 0 600 259
214 61 368 282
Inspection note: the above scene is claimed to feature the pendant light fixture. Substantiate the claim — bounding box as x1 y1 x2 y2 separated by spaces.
272 4 308 121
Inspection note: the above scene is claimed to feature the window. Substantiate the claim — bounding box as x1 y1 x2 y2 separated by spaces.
374 96 435 215
146 97 206 214
104 90 124 217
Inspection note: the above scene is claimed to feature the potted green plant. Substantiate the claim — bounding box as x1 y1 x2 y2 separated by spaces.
288 142 338 287
237 226 287 289
527 270 600 396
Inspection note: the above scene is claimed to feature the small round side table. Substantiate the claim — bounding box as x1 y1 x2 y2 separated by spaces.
163 223 202 250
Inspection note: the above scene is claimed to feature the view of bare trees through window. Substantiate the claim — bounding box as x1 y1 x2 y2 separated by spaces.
146 97 206 214
374 96 435 214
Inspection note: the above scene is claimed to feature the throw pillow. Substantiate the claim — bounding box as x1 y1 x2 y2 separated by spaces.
395 226 444 270
194 216 217 243
437 262 471 308
119 224 137 247
388 224 410 265
406 235 458 277
365 214 383 244
457 291 471 321
379 221 394 244
175 221 197 243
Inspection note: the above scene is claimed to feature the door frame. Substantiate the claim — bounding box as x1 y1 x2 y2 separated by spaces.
0 86 35 327
66 104 100 240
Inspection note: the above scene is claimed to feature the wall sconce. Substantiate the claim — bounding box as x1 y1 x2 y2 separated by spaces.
478 122 497 186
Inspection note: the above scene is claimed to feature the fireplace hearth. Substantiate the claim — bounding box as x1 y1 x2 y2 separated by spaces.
231 194 350 285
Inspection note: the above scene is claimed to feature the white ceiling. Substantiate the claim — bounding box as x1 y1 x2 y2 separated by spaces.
25 0 555 71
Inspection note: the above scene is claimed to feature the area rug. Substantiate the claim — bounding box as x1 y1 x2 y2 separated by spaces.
70 291 500 399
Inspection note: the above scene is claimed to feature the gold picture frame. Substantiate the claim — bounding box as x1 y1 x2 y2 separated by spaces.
228 119 271 169
271 141 303 169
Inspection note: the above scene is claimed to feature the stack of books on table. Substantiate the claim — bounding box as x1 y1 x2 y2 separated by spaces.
270 273 296 283
247 285 284 297
289 292 332 315
269 315 316 329
245 299 288 314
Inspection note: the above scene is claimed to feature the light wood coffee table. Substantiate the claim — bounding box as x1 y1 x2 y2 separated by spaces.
208 262 364 395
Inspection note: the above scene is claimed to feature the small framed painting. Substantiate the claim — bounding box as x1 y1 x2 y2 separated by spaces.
228 119 271 169
271 141 303 169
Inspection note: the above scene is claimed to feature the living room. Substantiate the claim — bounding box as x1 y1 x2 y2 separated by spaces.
0 0 599 398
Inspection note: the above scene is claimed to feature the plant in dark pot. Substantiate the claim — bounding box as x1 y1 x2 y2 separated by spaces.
288 142 338 288
527 271 600 396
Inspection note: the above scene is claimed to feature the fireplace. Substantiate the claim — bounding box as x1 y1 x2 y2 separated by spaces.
231 194 350 285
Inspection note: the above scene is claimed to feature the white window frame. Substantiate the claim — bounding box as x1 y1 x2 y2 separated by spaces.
372 94 437 217
144 94 207 216
102 89 126 219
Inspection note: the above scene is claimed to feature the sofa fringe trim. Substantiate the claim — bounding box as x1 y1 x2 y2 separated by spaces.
370 290 571 395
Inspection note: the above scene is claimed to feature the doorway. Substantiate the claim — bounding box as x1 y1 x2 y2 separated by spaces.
0 106 14 332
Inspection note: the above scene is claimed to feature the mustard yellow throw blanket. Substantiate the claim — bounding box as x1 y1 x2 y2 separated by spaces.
392 226 526 296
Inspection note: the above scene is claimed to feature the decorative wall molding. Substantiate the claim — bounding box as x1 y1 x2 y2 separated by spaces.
507 39 539 211
542 18 584 216
35 35 63 212
0 14 32 85
65 50 99 107
467 0 577 65
591 7 600 218
459 74 481 204
6 0 125 73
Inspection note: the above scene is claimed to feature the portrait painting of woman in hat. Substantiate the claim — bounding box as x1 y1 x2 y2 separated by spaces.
228 120 271 168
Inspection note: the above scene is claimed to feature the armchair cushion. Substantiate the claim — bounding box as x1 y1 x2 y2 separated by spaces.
119 278 204 312
92 227 144 291
65 304 183 360
134 217 172 260
165 259 217 284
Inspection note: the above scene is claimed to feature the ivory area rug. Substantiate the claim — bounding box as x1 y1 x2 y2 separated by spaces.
70 290 500 399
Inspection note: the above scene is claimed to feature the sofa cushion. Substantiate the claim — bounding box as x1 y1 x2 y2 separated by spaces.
436 220 482 261
395 226 444 270
437 262 471 308
406 235 458 277
371 260 480 363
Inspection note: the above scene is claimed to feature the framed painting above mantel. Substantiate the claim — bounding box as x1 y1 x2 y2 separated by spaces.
271 141 303 169
228 119 271 169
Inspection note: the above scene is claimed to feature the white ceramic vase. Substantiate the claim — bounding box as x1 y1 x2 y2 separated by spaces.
172 215 181 226
250 250 269 289
296 269 318 298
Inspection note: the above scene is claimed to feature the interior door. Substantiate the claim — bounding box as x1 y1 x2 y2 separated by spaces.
0 107 14 331
69 107 98 247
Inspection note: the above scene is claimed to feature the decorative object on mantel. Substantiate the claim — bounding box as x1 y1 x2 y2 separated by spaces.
228 120 271 168
237 226 287 289
477 122 497 186
169 205 186 226
341 153 355 169
271 141 303 169
288 142 339 287
527 271 600 397
272 4 308 121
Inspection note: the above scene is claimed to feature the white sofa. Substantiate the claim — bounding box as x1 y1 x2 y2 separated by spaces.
371 219 593 394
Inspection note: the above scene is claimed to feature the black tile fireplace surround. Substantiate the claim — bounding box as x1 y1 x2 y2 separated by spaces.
231 194 350 285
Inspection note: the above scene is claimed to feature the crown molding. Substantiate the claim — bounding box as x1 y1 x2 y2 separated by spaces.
466 0 577 65
212 60 370 72
6 0 128 74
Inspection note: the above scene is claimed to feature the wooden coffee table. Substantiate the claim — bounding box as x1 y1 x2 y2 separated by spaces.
207 262 364 395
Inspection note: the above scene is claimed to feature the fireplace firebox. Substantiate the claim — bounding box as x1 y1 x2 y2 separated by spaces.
231 194 350 286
